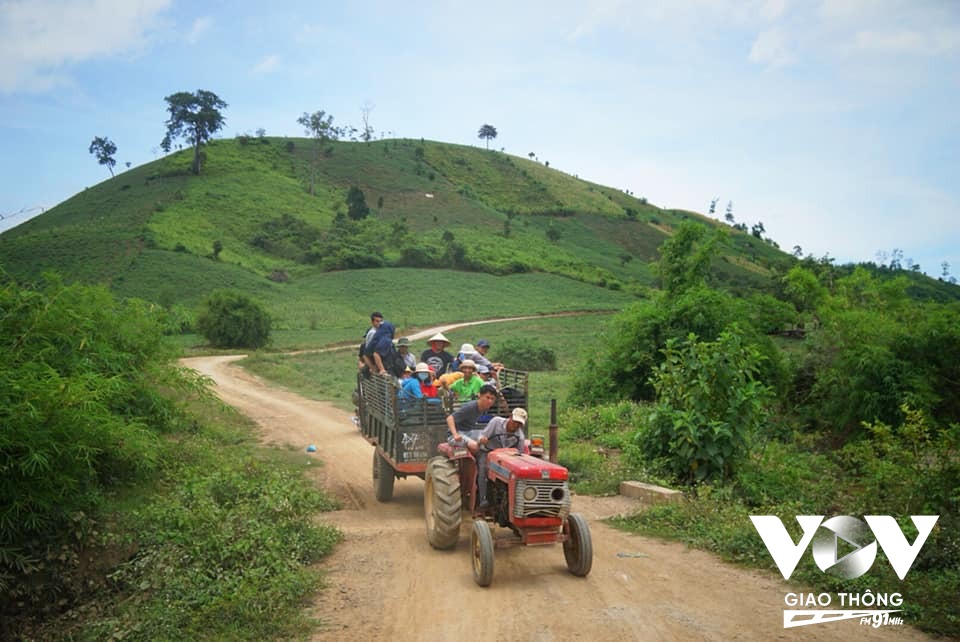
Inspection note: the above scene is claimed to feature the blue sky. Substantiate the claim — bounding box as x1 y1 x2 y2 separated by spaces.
1 0 958 278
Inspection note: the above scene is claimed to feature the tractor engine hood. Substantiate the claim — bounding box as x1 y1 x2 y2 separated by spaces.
487 450 569 481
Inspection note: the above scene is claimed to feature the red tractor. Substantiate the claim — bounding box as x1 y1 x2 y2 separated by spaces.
423 435 593 586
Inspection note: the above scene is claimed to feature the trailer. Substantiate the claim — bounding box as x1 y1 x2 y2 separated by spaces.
356 369 528 501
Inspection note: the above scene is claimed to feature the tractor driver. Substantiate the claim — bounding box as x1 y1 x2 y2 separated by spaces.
446 383 499 453
474 408 527 509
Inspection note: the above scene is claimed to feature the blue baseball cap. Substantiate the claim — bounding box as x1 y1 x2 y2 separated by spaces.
477 339 490 348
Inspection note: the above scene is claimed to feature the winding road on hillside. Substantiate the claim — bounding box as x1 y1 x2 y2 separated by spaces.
181 318 929 642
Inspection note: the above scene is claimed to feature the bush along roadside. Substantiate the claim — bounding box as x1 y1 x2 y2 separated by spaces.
1 273 340 640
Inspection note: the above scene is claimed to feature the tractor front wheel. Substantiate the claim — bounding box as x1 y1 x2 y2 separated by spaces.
424 456 461 549
563 513 593 577
471 520 495 587
373 449 395 502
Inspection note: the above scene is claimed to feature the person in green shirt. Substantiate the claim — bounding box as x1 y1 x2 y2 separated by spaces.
447 359 484 400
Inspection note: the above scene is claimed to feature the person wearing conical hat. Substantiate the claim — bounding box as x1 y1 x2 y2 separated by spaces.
421 332 453 375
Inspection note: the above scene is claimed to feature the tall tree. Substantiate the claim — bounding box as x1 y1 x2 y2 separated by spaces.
725 201 734 224
88 136 117 177
657 221 721 297
360 102 375 142
477 123 497 150
297 110 341 195
346 186 370 220
161 90 227 175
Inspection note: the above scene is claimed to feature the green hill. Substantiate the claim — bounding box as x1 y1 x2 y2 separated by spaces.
3 136 953 344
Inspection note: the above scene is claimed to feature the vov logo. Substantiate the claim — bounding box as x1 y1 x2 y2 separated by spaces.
750 515 939 580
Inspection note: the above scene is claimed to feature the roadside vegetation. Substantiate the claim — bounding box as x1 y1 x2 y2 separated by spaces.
0 274 339 640
567 223 960 637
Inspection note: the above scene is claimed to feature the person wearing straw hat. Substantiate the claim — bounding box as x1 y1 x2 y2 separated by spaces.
421 332 453 375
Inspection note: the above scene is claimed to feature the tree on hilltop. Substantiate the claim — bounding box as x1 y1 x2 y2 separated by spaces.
297 109 342 195
88 136 117 177
161 90 227 175
478 124 497 150
360 102 375 142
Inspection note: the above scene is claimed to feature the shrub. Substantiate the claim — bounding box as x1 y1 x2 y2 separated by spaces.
636 329 771 483
161 303 195 335
196 289 272 349
569 285 787 406
494 337 557 371
398 245 441 268
0 275 194 609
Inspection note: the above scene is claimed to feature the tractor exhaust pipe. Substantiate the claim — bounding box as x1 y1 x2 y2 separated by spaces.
549 398 558 464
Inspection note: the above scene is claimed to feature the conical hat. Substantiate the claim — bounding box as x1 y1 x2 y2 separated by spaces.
427 332 450 345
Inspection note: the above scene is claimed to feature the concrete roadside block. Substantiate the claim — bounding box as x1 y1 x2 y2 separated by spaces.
619 481 684 505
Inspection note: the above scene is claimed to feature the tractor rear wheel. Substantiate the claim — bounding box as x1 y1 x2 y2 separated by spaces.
373 449 394 502
563 513 593 577
424 456 461 549
471 520 495 587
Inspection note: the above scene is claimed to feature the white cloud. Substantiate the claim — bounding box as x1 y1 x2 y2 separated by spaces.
566 0 788 40
748 28 795 67
0 0 171 93
186 16 212 45
568 0 625 40
759 0 788 21
251 54 280 75
852 28 960 55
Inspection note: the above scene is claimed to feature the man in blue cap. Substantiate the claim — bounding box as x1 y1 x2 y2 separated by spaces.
474 339 504 373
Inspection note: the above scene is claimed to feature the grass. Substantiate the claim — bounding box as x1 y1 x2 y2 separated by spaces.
151 268 633 352
0 136 814 325
23 391 341 641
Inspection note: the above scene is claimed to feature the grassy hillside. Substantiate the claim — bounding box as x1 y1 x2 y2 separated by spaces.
5 135 952 339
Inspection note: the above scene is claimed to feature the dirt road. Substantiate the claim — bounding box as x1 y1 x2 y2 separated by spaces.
181 355 930 642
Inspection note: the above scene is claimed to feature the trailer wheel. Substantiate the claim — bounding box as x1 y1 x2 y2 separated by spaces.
424 457 461 549
471 520 494 587
373 449 394 502
563 513 593 577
